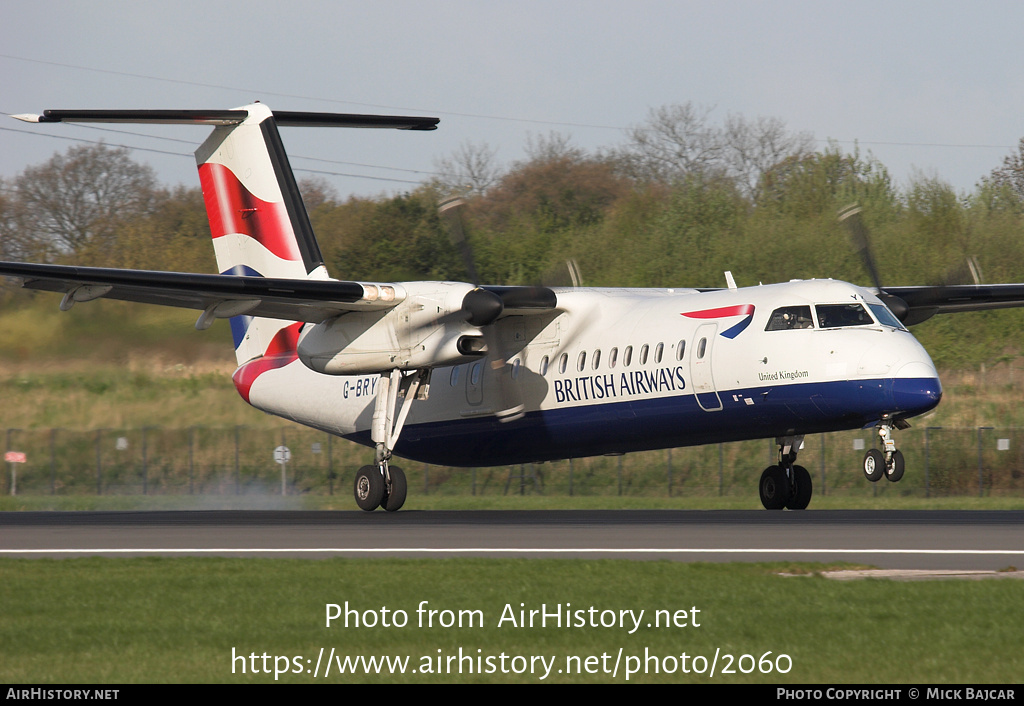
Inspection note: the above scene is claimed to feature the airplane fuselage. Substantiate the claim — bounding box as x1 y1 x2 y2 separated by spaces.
243 278 943 466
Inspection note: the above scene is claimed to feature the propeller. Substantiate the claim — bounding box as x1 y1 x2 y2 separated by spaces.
438 196 525 422
838 205 910 322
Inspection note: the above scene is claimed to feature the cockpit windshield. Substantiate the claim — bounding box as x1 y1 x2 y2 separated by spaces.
867 302 907 330
816 303 873 328
765 306 814 330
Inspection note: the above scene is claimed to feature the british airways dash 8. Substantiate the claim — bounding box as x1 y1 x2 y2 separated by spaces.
6 104 1024 511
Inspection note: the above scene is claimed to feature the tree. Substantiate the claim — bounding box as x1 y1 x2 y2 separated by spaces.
980 137 1024 206
722 114 815 197
14 143 158 260
432 141 503 197
616 103 724 183
613 104 814 195
297 176 339 213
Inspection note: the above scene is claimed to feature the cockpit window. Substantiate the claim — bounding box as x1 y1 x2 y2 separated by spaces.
816 303 873 328
867 303 906 330
765 306 814 331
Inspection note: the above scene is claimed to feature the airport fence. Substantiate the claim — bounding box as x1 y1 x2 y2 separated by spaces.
3 425 1024 499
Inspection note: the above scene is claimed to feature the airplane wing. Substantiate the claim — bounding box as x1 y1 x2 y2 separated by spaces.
0 261 559 327
0 261 404 326
883 284 1024 325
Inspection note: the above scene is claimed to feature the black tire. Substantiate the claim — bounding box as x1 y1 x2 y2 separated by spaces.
786 465 813 510
354 465 384 511
759 465 790 510
885 450 905 483
382 465 407 512
863 449 885 482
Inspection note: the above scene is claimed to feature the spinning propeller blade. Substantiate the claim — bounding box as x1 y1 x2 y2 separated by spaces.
838 204 910 322
438 197 524 422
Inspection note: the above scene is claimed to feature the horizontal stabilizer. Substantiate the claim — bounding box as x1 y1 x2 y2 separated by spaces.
11 108 439 130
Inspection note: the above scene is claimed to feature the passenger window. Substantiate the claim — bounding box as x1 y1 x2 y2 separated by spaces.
765 306 814 331
511 359 520 380
577 351 586 372
640 344 649 365
676 340 686 361
817 303 873 328
450 366 461 386
592 349 601 370
470 362 483 385
624 346 633 367
609 347 618 369
539 355 549 376
559 353 568 374
697 337 707 359
655 342 664 364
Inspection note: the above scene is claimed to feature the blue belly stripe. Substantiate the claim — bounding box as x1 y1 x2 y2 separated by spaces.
345 377 941 467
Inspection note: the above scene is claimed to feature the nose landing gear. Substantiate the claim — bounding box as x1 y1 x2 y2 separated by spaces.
759 435 812 510
862 419 908 484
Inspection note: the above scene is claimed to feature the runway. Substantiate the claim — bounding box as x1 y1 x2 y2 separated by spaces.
2 510 1022 570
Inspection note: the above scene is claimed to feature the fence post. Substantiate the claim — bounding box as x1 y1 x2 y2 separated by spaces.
327 434 334 496
978 427 993 498
718 443 724 496
820 433 826 497
188 427 196 495
231 426 238 493
925 427 941 498
141 427 148 496
667 448 673 496
95 429 103 495
50 428 57 495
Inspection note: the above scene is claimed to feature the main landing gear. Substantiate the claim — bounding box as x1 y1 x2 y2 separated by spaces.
759 435 812 510
353 368 429 512
862 418 908 484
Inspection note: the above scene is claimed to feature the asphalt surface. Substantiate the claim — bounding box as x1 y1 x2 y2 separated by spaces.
2 509 1022 570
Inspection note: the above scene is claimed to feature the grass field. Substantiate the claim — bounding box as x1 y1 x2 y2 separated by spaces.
1 557 1022 684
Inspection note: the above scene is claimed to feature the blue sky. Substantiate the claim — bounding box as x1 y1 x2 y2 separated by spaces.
3 1 1023 199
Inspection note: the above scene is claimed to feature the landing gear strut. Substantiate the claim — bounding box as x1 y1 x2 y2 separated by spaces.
759 435 812 510
862 419 908 484
354 369 428 512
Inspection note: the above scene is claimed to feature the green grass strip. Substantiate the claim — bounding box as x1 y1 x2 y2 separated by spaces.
1 558 1021 683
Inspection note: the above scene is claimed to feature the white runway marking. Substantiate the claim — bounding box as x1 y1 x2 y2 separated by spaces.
3 547 1024 556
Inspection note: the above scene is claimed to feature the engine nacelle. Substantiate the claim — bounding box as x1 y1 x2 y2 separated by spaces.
297 284 485 375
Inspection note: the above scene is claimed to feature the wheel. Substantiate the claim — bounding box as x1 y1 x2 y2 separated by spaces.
863 449 885 482
381 465 407 512
759 465 791 510
885 450 905 483
785 465 813 510
354 465 384 511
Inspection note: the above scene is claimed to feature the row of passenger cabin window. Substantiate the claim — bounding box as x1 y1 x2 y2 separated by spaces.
451 336 702 386
536 340 688 377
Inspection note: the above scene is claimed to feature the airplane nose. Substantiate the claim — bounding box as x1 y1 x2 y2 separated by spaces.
891 361 943 416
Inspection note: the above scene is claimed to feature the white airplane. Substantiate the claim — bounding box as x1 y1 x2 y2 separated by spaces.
5 104 1024 511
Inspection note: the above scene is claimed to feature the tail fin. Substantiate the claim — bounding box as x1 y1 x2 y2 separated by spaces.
195 103 326 365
